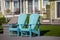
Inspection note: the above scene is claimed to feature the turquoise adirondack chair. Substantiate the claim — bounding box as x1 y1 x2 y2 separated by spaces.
19 13 40 37
9 14 27 36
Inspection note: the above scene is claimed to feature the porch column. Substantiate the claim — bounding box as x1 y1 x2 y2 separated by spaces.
1 0 5 15
33 0 35 13
26 0 28 14
23 0 26 13
38 0 40 10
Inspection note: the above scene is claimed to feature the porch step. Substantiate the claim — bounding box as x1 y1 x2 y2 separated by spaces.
40 19 51 24
3 27 9 35
52 19 60 24
8 17 18 24
2 24 9 27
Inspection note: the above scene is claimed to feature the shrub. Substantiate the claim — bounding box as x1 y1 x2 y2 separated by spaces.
0 17 6 25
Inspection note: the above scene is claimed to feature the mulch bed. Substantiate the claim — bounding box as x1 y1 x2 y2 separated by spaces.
0 29 3 34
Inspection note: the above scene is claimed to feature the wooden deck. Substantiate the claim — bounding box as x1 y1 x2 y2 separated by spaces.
8 17 18 24
8 17 60 25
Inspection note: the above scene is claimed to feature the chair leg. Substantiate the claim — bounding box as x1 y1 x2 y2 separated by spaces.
38 29 40 37
17 30 19 37
37 29 40 40
30 30 33 40
9 31 10 36
9 31 13 36
30 30 32 37
21 31 23 37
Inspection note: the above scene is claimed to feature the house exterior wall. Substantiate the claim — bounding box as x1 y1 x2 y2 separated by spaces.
50 0 60 19
1 0 5 15
50 0 55 19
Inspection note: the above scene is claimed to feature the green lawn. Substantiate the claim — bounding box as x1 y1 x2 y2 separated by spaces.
40 25 60 37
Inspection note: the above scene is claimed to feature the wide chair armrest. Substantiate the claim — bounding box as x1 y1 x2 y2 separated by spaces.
28 24 35 29
9 23 18 28
28 24 39 26
28 23 40 29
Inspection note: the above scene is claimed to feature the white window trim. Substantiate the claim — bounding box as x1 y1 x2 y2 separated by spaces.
42 0 43 8
12 0 19 12
33 0 35 13
26 0 28 14
38 0 40 10
55 1 60 19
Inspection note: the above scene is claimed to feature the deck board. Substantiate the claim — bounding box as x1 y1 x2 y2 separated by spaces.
8 17 18 24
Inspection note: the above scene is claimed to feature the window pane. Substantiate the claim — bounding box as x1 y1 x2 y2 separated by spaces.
22 0 23 13
43 0 49 10
5 1 10 9
14 1 19 11
28 0 33 13
35 0 38 13
57 2 60 17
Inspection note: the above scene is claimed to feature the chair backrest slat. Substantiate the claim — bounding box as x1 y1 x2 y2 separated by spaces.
18 14 27 29
29 13 39 29
18 14 27 24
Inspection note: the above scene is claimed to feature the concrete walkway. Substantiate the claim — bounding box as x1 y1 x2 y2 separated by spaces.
0 34 60 40
0 27 60 40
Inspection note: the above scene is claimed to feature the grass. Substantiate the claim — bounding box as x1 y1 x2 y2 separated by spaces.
40 25 60 37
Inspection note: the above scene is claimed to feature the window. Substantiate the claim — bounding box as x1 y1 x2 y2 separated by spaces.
14 1 19 11
28 0 33 13
5 1 10 9
0 1 1 11
43 0 49 10
35 0 38 13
